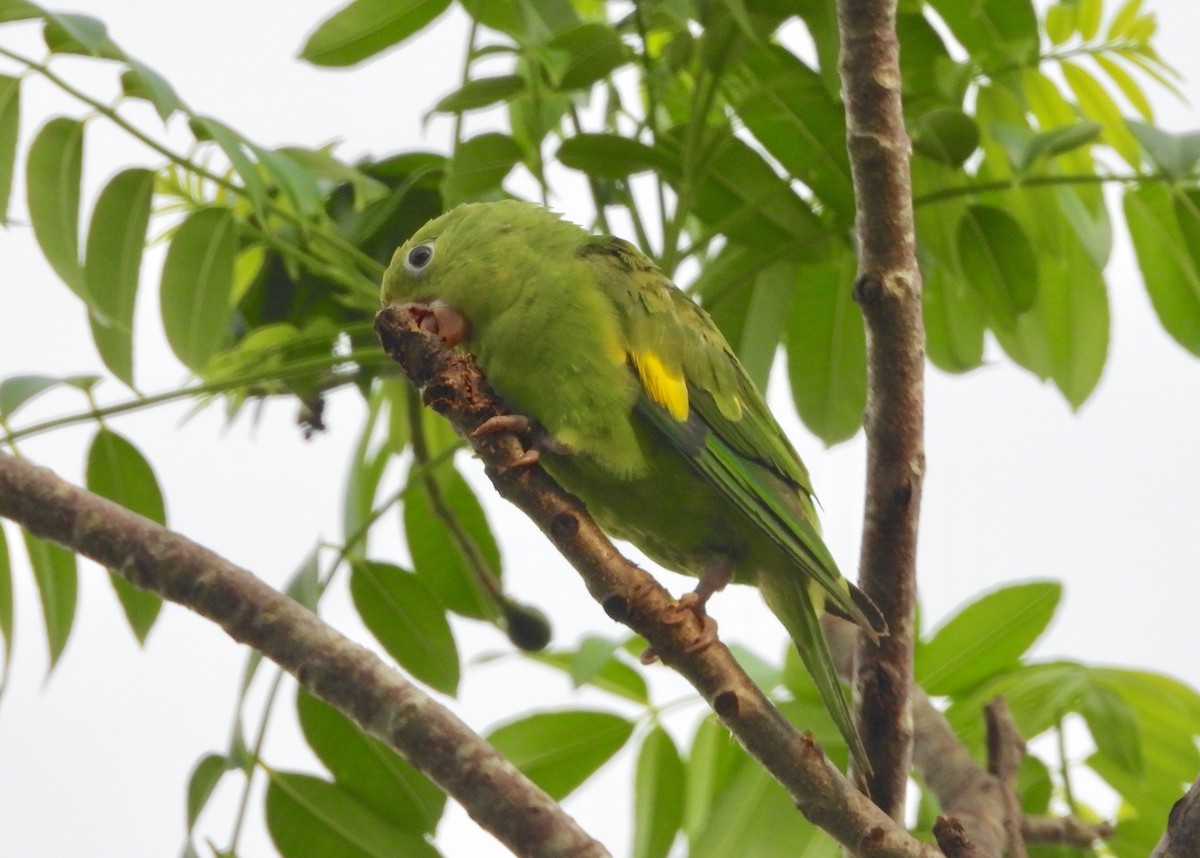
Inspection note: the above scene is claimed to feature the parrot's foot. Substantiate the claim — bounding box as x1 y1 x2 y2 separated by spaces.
641 559 734 662
473 414 569 467
402 300 470 347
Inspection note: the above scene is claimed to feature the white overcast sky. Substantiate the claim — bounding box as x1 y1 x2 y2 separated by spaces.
2 2 1200 857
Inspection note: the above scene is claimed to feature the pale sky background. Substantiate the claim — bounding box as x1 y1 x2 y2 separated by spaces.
1 2 1199 856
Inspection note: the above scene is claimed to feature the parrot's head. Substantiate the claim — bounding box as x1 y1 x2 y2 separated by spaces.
381 200 574 349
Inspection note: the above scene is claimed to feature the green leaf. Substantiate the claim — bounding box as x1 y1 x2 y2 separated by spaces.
404 461 501 620
1093 54 1153 122
297 690 445 833
487 710 634 800
1022 122 1102 170
0 75 18 224
1077 0 1102 39
350 561 459 695
432 75 525 114
916 581 1061 696
42 13 120 58
632 727 685 858
0 0 42 24
1128 121 1200 179
1061 61 1140 167
283 548 321 611
725 45 853 217
912 107 980 167
26 117 85 298
440 132 522 205
556 133 676 180
186 753 230 829
682 716 746 839
22 529 76 669
690 747 835 858
667 131 824 249
785 251 867 445
0 374 61 420
265 772 440 858
925 0 1038 65
956 204 1039 326
1078 680 1143 776
120 60 183 121
188 116 268 215
85 428 165 642
1044 3 1075 45
84 167 154 387
1125 184 1200 354
545 22 628 90
0 525 12 693
159 207 237 372
531 649 649 704
299 0 451 67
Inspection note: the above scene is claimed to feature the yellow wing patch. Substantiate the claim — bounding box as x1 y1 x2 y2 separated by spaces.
631 351 689 421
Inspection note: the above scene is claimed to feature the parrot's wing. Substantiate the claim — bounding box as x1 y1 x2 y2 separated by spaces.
579 237 881 634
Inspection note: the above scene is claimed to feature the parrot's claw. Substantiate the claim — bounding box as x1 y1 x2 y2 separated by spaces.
640 590 722 663
473 414 570 468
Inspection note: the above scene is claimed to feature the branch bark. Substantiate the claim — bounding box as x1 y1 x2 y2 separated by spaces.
836 0 926 816
0 450 607 858
375 306 941 858
1151 774 1200 858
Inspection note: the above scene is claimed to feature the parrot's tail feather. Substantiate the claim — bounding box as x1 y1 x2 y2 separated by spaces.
758 570 873 778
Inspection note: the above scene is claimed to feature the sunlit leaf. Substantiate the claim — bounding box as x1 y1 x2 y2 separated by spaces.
784 250 867 445
120 59 183 121
1061 61 1140 166
297 690 445 833
85 428 165 642
266 772 440 858
84 167 154 387
956 204 1039 326
186 753 230 829
1093 54 1153 121
159 207 237 372
300 0 452 67
632 727 684 858
26 117 85 297
1125 184 1200 354
0 75 18 223
350 561 459 695
22 529 76 669
917 581 1061 696
432 75 525 114
440 132 522 206
487 710 633 800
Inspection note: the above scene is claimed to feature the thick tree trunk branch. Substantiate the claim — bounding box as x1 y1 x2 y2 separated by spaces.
836 0 925 815
375 307 941 858
0 451 607 858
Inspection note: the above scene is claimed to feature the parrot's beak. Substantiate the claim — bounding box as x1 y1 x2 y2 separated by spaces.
392 300 470 347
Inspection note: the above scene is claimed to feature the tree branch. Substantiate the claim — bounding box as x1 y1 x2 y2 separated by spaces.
1151 774 1200 858
836 0 925 815
984 698 1028 858
825 618 1114 857
0 452 607 858
374 307 941 858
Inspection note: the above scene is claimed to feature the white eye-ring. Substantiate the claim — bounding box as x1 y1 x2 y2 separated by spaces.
405 242 435 274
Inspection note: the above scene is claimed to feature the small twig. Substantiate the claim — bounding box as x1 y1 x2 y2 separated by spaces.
984 698 1028 858
1151 774 1200 858
375 306 942 858
0 450 607 858
1022 814 1113 848
835 0 925 813
932 816 989 858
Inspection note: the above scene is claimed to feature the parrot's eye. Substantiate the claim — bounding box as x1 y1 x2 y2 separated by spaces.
405 242 435 273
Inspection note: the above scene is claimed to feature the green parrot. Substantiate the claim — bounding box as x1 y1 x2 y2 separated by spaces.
381 200 884 772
